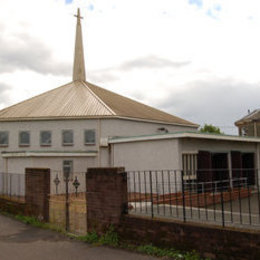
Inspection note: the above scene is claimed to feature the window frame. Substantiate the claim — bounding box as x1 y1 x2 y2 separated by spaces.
84 129 96 145
182 152 198 179
40 130 52 146
63 160 73 180
62 130 74 146
19 131 30 147
0 131 9 147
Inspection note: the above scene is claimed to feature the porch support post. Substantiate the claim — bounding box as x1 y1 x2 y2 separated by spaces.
257 144 260 190
228 152 233 189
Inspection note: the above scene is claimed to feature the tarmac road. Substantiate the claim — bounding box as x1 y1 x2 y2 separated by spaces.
0 214 158 260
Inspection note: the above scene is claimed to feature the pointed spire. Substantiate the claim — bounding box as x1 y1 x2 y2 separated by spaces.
73 8 86 82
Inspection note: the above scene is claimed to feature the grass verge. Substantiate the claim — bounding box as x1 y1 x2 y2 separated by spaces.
77 226 209 260
0 211 209 260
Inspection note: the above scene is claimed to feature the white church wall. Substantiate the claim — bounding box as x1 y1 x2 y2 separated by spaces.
0 118 197 174
111 138 182 194
5 156 96 194
0 119 99 153
101 118 197 138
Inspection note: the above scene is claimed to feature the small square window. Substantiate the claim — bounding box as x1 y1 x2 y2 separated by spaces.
85 129 96 145
62 130 73 146
0 131 9 146
63 160 73 180
40 131 52 146
19 131 30 146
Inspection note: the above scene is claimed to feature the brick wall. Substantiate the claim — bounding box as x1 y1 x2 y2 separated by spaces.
0 198 27 215
86 167 127 234
86 168 260 260
118 215 260 260
25 168 50 221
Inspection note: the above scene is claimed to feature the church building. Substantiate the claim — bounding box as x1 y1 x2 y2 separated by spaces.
0 9 198 176
1 8 260 196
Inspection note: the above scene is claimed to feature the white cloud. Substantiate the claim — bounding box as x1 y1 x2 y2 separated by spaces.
1 0 260 134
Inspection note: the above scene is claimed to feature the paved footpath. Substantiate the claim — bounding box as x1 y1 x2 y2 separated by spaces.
0 214 158 260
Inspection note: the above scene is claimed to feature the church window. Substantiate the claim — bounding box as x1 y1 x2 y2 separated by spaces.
19 131 30 146
62 130 73 146
63 160 73 180
0 131 8 146
84 129 96 145
40 131 52 146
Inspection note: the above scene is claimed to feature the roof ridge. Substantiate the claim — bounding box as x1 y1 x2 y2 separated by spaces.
82 81 116 115
0 81 73 115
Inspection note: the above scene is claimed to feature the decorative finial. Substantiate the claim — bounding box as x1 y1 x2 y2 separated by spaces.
73 8 86 82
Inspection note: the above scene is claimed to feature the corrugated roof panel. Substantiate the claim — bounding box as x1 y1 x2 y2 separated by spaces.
87 82 197 126
0 81 113 119
0 80 198 127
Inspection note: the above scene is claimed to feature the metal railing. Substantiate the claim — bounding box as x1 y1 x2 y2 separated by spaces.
0 172 25 202
127 169 260 229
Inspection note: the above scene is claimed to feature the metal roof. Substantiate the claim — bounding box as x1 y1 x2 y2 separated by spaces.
0 80 198 127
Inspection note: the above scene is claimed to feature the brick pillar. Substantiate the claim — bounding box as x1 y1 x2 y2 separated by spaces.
86 167 127 234
25 168 50 221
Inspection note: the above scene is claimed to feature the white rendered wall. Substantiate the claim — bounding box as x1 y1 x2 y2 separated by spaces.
112 139 181 171
0 119 99 153
0 118 196 174
111 139 182 194
101 118 197 138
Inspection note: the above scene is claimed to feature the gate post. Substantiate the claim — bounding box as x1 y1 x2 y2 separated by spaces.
86 167 127 234
25 168 50 221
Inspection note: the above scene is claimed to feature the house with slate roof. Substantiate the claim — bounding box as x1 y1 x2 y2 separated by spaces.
235 110 260 137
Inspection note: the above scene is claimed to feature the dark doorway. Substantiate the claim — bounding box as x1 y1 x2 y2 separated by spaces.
211 153 229 191
231 152 255 187
197 151 212 192
242 153 255 186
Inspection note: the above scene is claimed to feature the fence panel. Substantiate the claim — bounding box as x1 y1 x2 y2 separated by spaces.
0 172 25 202
127 169 260 230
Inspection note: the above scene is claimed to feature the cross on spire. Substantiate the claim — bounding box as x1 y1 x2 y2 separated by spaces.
74 8 83 22
73 8 86 82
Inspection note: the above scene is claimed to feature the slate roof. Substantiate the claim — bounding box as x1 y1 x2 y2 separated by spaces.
235 109 260 126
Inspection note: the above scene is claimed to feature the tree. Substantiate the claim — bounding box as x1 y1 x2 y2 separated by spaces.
199 124 223 134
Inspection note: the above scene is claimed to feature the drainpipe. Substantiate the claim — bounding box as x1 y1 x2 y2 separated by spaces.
97 119 101 167
228 152 233 189
4 158 8 194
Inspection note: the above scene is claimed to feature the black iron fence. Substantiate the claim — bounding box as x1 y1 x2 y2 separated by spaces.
0 172 25 202
127 169 260 229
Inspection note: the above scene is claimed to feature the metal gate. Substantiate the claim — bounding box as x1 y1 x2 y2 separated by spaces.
49 170 87 234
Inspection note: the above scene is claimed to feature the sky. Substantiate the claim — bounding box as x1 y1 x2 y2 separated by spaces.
1 0 260 134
